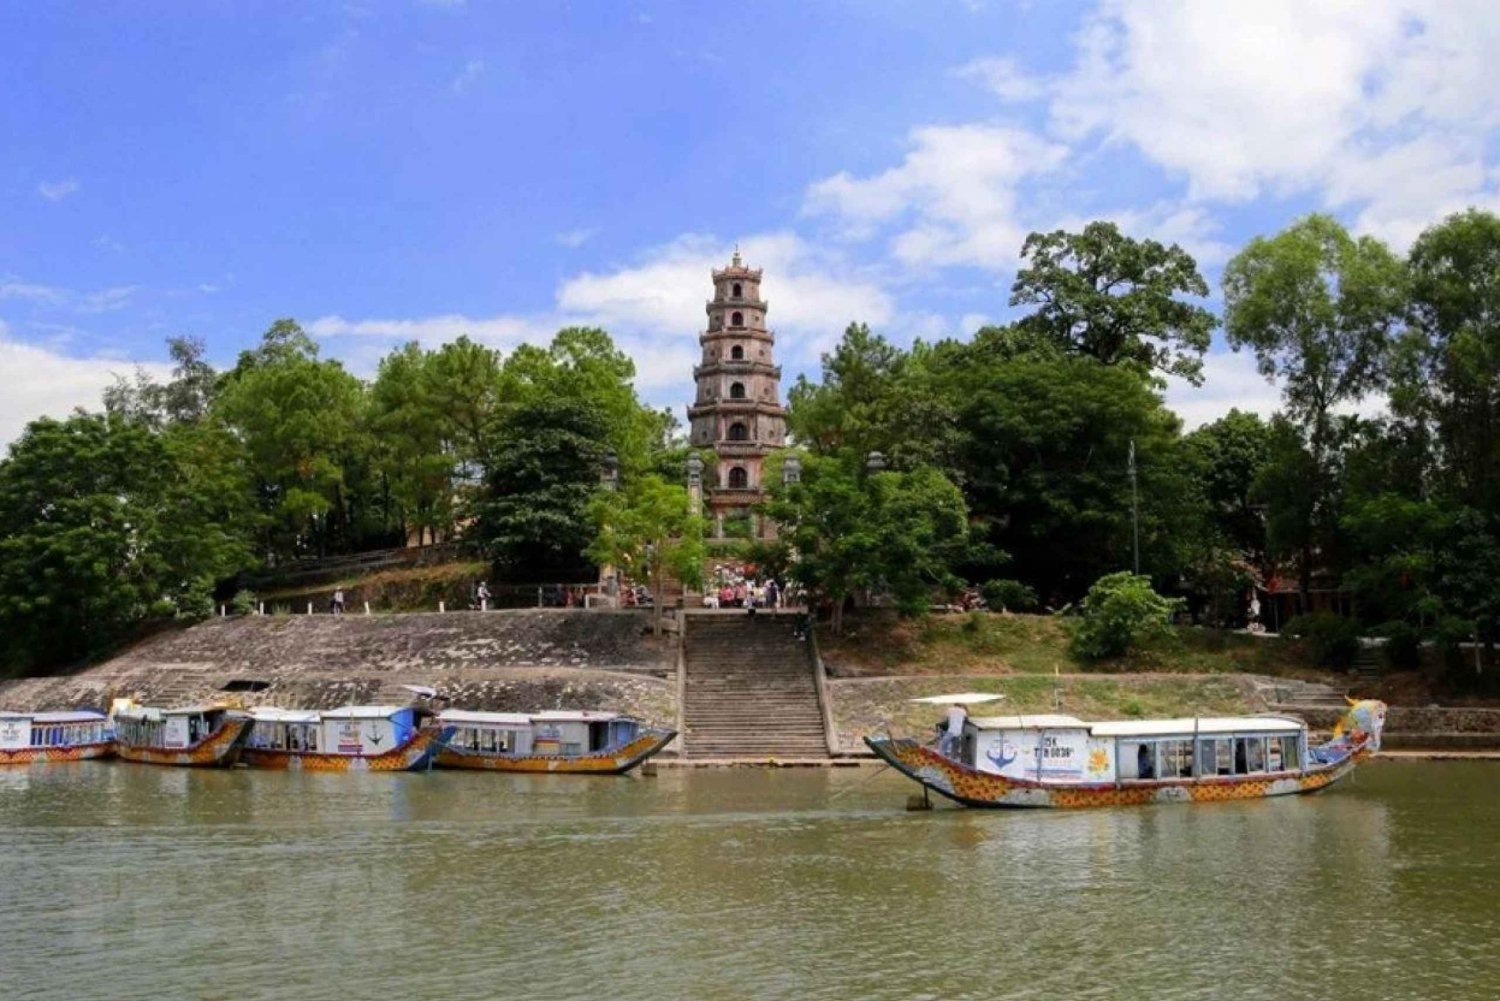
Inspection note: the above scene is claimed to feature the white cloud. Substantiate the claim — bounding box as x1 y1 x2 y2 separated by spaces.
805 124 1070 269
36 179 79 201
77 285 139 314
306 312 549 351
1163 348 1389 430
1163 349 1283 430
955 57 1046 102
0 278 66 305
310 230 892 406
555 228 597 248
451 58 485 93
1046 0 1500 246
0 324 173 448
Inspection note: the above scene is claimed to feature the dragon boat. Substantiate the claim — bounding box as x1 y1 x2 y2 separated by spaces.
435 709 675 774
867 698 1387 809
112 703 253 767
0 711 115 765
242 705 455 771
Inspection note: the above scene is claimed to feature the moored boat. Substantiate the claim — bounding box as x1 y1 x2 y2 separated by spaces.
242 705 455 771
112 704 253 767
435 710 675 774
0 710 115 765
867 698 1387 809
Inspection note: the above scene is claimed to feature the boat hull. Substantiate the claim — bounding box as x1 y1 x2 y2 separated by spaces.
436 727 676 775
0 741 116 766
866 736 1367 809
241 725 455 772
116 716 253 767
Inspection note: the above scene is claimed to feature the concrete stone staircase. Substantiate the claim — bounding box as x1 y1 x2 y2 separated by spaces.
682 614 830 760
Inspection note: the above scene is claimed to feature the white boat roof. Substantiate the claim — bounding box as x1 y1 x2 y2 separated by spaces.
251 708 321 724
439 710 533 726
971 714 1088 729
321 705 407 720
115 705 228 720
909 692 1006 706
0 711 106 723
1090 717 1306 737
969 714 1306 736
532 710 622 722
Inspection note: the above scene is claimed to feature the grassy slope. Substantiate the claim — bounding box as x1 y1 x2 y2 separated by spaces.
818 610 1324 679
255 561 490 611
829 673 1259 748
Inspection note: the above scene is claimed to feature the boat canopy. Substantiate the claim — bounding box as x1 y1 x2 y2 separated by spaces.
967 714 1307 736
1090 717 1305 737
970 714 1087 730
250 708 320 724
114 705 226 722
2 710 104 722
29 711 107 724
438 710 533 726
533 710 622 723
321 705 406 720
910 693 1006 706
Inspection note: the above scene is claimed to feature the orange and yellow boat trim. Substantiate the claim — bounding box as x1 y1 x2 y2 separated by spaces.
866 736 1369 809
437 727 676 774
241 725 455 772
116 715 253 768
0 742 115 766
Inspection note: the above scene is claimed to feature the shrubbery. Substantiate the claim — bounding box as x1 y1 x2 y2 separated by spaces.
1282 612 1361 669
1375 620 1422 671
981 578 1039 613
1071 572 1182 660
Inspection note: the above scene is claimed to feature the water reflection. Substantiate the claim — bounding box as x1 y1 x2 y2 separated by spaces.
0 761 1495 1000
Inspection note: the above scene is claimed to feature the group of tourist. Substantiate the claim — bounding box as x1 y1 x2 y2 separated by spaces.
701 565 794 613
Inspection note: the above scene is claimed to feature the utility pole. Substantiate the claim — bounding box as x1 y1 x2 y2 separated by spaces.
1129 439 1140 575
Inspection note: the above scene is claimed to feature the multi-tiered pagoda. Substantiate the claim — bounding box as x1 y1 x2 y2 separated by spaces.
686 252 787 538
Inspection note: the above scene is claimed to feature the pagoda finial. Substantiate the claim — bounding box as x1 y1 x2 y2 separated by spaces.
732 244 742 268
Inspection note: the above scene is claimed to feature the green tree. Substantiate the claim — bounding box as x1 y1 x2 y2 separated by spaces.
945 347 1192 600
588 474 706 635
367 342 456 546
475 397 611 579
0 414 253 675
786 323 959 471
1183 409 1270 561
214 320 367 558
1010 221 1217 384
763 453 969 634
1070 571 1182 660
1224 214 1406 603
1404 209 1500 512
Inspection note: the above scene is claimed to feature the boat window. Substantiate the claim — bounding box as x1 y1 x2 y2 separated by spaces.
561 741 583 756
1120 740 1152 779
1280 735 1301 771
1158 739 1194 778
1267 735 1284 771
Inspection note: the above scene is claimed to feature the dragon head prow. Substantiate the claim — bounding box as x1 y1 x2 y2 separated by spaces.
1332 699 1388 751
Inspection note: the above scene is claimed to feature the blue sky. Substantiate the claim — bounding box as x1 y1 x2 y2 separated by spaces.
5 1 1500 445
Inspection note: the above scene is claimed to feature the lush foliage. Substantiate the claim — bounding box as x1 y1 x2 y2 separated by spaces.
1070 572 1183 660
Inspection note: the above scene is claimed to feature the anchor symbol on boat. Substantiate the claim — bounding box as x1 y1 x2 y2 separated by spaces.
367 732 384 746
986 739 1018 769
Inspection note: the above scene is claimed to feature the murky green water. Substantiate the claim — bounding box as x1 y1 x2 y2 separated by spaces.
1 761 1496 1000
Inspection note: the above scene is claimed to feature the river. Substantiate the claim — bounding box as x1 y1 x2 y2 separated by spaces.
0 761 1495 1000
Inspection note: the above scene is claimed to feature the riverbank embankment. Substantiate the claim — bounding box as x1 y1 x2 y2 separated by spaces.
4 609 1500 759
